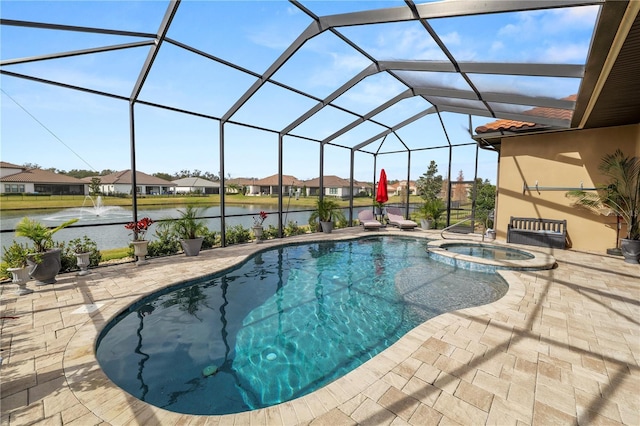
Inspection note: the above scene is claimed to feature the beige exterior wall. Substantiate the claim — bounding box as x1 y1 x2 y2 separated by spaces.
495 123 640 253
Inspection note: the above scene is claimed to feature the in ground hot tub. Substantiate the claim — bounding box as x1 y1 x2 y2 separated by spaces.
427 240 555 272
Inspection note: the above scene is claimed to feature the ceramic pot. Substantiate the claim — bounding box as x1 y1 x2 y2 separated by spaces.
253 226 264 243
620 238 640 264
180 237 204 256
320 221 334 233
7 267 33 295
27 249 61 285
75 252 91 276
131 240 149 266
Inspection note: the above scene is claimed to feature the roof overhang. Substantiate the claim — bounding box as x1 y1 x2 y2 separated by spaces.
475 0 640 150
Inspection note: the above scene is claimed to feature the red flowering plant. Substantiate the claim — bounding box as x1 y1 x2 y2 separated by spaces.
253 211 268 227
125 217 154 241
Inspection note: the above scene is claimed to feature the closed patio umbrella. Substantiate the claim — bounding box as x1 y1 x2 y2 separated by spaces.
376 169 388 204
375 169 389 221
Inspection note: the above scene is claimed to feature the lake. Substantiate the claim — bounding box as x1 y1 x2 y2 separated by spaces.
1 204 366 251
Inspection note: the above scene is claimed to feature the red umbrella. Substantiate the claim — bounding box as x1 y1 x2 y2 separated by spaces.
376 169 388 204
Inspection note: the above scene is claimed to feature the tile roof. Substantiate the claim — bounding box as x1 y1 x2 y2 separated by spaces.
303 175 352 187
85 170 175 186
0 161 24 169
227 178 255 186
475 95 576 134
172 177 220 187
254 174 305 186
0 168 87 184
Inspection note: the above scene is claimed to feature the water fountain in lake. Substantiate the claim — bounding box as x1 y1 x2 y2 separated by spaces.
44 196 130 223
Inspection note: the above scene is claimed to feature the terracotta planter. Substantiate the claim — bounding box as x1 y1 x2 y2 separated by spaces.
131 240 149 266
7 267 33 295
620 238 640 264
180 237 204 256
27 249 61 285
75 252 91 276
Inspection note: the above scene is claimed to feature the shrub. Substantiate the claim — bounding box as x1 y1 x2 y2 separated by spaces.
264 224 279 240
147 228 180 257
284 221 306 236
201 229 219 249
225 225 251 245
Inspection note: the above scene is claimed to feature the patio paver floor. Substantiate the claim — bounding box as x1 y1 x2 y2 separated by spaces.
1 228 638 425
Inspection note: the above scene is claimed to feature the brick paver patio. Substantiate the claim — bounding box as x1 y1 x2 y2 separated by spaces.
1 228 638 425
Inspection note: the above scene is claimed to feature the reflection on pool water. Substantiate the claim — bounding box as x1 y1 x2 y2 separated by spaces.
444 243 535 260
96 236 508 415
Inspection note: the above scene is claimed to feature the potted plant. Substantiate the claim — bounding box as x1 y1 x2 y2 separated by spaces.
125 217 154 265
70 236 98 276
15 217 78 285
2 241 33 295
252 211 268 243
416 199 444 230
159 206 207 256
567 149 639 263
309 198 346 233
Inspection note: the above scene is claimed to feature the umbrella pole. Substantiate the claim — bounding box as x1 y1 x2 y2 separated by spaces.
606 215 622 256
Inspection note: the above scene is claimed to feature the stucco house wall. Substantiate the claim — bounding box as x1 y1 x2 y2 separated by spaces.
496 123 639 253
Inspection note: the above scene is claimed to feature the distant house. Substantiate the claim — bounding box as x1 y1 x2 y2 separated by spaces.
0 161 88 195
85 170 175 195
172 177 220 194
305 175 355 198
354 180 373 197
393 180 418 196
250 174 305 197
226 178 255 195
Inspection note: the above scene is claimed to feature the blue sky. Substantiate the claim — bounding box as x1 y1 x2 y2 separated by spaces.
0 1 599 184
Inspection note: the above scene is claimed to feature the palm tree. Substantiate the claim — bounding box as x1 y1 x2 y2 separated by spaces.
567 149 640 263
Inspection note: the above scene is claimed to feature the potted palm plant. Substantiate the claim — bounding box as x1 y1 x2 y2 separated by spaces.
15 217 78 285
415 199 444 230
2 241 33 295
309 198 346 233
567 149 639 264
159 206 208 256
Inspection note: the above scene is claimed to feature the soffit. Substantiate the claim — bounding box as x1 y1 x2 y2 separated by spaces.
572 1 640 129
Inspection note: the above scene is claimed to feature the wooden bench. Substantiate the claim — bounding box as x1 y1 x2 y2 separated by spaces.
507 217 567 249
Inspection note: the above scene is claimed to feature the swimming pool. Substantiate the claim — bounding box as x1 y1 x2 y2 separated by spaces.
96 236 508 415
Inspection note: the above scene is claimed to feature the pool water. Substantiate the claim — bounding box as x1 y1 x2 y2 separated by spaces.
96 236 507 415
444 243 534 260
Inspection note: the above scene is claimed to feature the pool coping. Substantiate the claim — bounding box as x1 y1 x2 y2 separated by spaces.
426 239 556 272
59 229 532 424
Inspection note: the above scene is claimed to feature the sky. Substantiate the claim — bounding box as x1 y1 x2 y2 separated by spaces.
0 1 599 184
